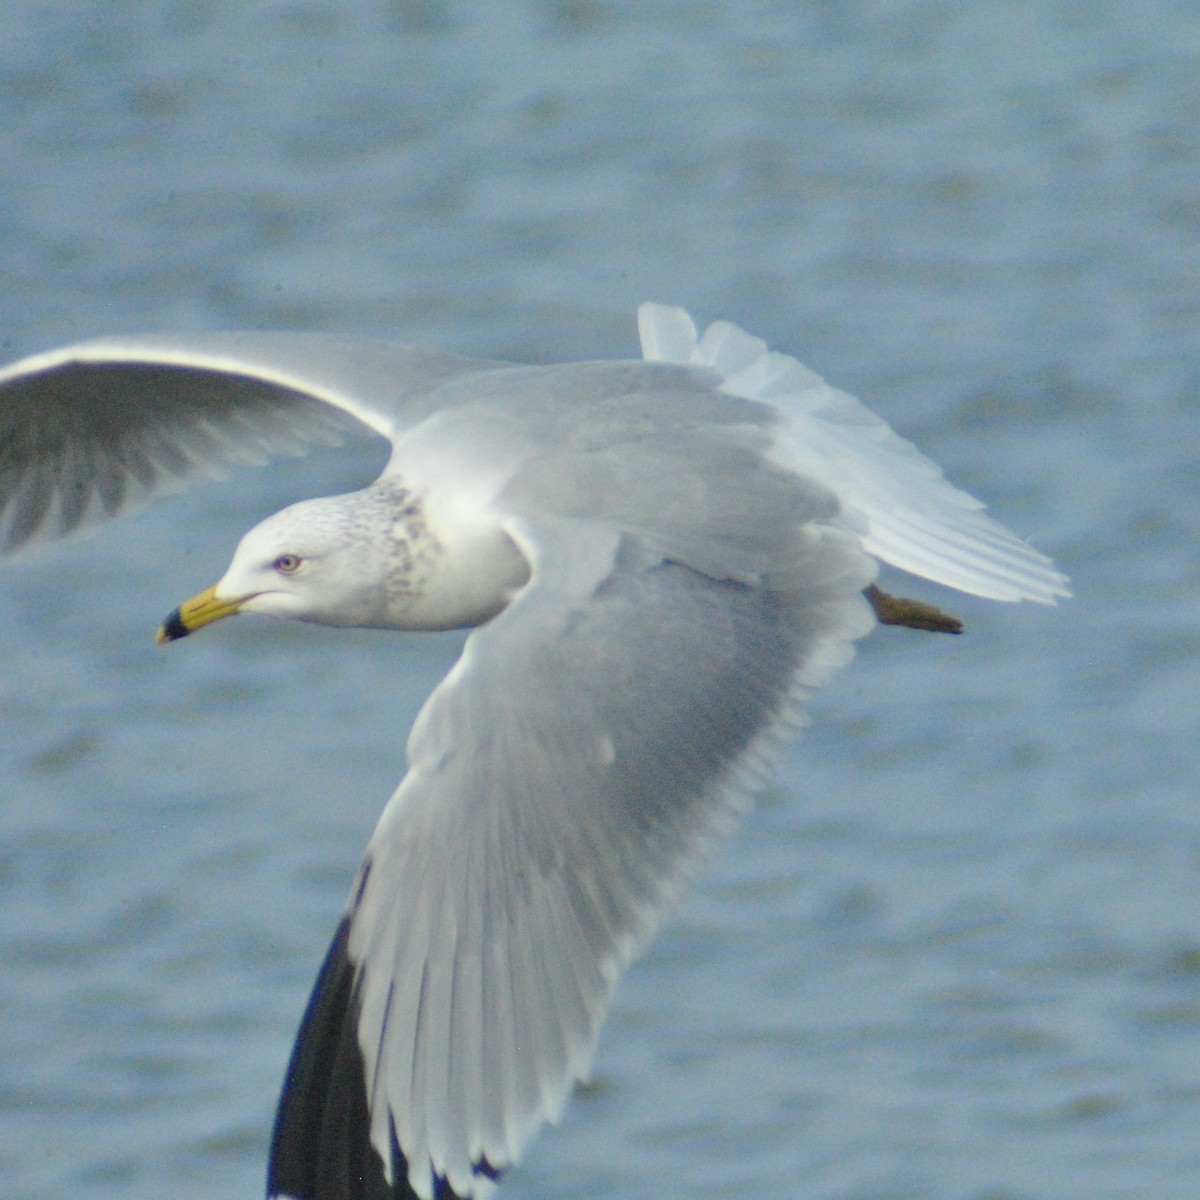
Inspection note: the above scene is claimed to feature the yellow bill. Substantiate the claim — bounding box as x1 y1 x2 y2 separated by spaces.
156 584 245 645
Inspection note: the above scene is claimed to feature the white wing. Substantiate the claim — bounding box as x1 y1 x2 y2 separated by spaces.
268 463 877 1200
638 304 1070 603
265 388 883 1195
0 333 504 553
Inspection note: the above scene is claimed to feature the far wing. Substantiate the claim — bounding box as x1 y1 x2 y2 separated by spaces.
268 510 875 1200
639 304 1070 604
0 333 504 553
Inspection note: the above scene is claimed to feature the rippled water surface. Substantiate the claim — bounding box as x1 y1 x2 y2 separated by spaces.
2 3 1198 1198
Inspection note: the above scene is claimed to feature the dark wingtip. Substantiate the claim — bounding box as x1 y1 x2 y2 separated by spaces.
268 910 485 1200
269 917 400 1200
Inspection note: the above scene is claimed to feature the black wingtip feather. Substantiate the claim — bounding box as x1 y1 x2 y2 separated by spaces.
268 916 417 1200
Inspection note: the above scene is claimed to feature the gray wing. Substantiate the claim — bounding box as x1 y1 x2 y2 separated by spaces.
0 333 504 553
285 503 875 1200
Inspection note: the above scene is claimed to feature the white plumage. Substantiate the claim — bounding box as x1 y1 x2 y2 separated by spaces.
0 305 1067 1200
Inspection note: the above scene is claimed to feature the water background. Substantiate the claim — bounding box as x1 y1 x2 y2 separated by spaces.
1 2 1198 1198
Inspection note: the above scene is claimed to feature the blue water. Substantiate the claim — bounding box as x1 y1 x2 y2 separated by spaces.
2 2 1198 1198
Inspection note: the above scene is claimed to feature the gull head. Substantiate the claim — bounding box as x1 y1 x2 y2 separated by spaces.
156 485 430 644
156 478 531 645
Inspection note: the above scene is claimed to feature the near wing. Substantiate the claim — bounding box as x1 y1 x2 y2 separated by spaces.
268 499 876 1200
0 333 502 553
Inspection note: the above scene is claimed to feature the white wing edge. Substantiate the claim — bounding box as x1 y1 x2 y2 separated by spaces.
0 333 400 440
637 303 1070 605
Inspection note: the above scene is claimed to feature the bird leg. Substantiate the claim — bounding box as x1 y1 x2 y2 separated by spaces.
864 583 963 634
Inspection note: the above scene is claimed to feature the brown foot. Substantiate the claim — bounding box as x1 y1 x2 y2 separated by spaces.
864 584 963 634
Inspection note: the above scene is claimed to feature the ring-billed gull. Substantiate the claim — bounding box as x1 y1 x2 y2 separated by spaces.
0 305 1067 1200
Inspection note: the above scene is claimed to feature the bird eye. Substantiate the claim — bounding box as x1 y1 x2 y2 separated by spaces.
273 554 302 574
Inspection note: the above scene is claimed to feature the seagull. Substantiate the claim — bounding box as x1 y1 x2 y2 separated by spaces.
0 304 1068 1200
